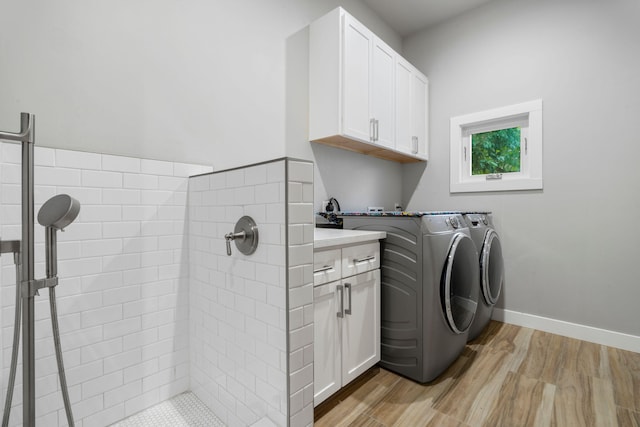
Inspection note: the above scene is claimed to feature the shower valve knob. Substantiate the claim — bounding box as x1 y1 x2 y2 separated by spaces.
224 216 259 256
225 231 246 255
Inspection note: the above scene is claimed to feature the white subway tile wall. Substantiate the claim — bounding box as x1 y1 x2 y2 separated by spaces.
188 160 290 426
1 146 315 427
0 144 4 412
0 142 211 426
286 160 314 427
188 159 314 427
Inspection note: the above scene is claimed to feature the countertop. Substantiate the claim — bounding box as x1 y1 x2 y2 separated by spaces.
314 228 386 250
338 211 491 216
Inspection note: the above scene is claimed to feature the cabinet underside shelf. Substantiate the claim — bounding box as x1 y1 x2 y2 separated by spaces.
311 136 426 164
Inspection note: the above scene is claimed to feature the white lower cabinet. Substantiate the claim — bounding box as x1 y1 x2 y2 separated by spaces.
313 280 341 403
313 243 381 407
341 270 381 384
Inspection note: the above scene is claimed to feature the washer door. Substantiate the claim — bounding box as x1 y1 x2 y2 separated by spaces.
481 229 504 306
441 233 480 334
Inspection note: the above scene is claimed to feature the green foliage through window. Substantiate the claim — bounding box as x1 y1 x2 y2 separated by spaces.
471 127 521 175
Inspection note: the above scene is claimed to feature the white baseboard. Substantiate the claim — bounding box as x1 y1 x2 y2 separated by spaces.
492 308 640 353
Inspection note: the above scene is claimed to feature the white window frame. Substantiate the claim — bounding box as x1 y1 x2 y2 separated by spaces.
450 100 543 193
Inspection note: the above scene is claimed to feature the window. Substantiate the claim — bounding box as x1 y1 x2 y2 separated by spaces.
471 127 520 175
450 100 542 193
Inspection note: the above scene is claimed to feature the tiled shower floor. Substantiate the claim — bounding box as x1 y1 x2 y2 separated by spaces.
110 392 225 427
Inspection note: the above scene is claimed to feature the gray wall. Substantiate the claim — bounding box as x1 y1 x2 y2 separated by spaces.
402 0 640 336
0 0 397 168
0 0 402 212
5 0 632 339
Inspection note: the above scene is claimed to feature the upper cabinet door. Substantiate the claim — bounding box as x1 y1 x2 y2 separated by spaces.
411 71 429 159
371 37 395 149
395 57 413 156
395 56 429 160
342 14 373 143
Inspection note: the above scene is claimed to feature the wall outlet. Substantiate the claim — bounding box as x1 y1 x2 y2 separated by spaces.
394 203 403 211
367 206 384 213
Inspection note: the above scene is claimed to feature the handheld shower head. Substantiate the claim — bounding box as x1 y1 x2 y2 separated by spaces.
37 195 80 231
38 194 80 279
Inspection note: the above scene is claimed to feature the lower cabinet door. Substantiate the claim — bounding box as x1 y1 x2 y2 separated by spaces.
341 270 381 386
313 281 342 406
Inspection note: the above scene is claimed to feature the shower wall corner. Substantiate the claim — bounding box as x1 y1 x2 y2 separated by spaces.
0 142 211 426
0 144 316 426
187 157 315 427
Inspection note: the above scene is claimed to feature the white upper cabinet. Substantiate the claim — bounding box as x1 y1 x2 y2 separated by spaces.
342 14 373 143
412 71 429 159
309 7 428 163
395 57 429 159
371 37 395 149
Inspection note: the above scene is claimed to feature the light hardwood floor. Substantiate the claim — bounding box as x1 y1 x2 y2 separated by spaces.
315 321 640 427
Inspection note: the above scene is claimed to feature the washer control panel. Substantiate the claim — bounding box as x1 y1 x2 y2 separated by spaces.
422 213 470 233
465 213 490 227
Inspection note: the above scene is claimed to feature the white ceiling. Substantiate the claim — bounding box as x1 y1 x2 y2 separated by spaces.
361 0 496 37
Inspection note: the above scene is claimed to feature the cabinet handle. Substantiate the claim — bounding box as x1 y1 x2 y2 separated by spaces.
313 265 333 274
369 118 375 141
412 136 418 154
344 282 352 315
337 284 344 318
353 255 375 264
374 119 379 142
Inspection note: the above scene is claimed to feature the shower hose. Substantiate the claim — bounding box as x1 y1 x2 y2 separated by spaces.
2 257 75 427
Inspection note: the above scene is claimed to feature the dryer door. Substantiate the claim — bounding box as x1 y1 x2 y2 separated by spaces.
441 233 480 334
481 229 504 306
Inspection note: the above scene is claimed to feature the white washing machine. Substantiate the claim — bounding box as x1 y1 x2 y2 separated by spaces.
463 212 504 341
341 212 479 382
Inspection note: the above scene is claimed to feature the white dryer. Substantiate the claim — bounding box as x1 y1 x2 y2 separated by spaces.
463 213 504 341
